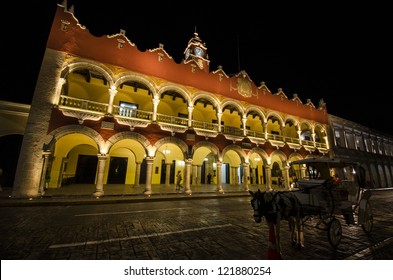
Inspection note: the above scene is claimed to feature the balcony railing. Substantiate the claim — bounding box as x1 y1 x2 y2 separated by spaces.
112 105 152 120
222 125 243 136
192 120 219 131
246 129 264 138
57 96 326 150
267 133 284 142
156 113 188 126
59 95 107 113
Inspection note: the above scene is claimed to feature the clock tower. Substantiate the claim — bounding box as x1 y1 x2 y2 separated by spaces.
183 31 210 72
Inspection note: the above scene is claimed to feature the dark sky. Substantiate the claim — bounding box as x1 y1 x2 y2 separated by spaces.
3 1 392 136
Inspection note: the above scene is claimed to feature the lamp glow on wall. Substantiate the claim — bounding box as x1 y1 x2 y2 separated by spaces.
162 144 170 155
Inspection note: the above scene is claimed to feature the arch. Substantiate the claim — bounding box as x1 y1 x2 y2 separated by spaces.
284 116 299 129
221 99 245 116
247 148 269 164
114 72 157 96
154 137 189 159
266 111 284 127
48 125 103 152
270 149 289 165
157 84 192 105
245 106 267 123
192 92 221 110
222 144 246 163
192 141 220 163
61 59 115 87
106 131 151 162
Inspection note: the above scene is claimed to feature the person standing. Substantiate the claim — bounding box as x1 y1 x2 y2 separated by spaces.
207 173 212 184
176 170 183 191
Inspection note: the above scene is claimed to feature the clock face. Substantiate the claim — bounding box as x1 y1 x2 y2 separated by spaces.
195 47 204 57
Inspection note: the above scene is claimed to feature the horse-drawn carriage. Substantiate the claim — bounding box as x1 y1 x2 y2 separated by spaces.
289 157 373 248
249 157 373 257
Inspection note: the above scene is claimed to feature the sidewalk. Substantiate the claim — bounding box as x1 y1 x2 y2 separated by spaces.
2 184 390 207
0 183 270 206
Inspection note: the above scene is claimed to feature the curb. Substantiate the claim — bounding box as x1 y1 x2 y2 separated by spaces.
0 192 251 207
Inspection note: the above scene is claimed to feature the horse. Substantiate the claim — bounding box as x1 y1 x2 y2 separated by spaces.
249 189 304 258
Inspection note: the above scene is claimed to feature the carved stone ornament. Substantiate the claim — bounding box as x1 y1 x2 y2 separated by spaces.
237 76 252 97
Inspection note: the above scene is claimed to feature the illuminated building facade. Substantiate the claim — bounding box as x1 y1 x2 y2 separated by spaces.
9 3 335 198
327 115 393 188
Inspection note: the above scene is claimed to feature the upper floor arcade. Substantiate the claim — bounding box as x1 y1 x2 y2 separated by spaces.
53 58 329 154
47 2 329 135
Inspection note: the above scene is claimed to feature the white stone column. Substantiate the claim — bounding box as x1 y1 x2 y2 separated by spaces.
243 162 250 191
265 164 272 191
242 115 247 136
301 165 307 179
216 162 223 193
323 135 329 150
93 154 108 197
312 132 316 147
133 161 141 187
264 122 268 139
187 106 194 127
217 112 222 133
107 87 117 115
185 159 192 195
152 98 160 122
165 163 171 186
143 157 154 195
38 151 51 195
283 165 290 190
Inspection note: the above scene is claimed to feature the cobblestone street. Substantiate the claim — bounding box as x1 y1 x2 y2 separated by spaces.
0 188 392 260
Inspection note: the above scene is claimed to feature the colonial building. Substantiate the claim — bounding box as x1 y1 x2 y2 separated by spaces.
327 115 393 188
8 2 337 198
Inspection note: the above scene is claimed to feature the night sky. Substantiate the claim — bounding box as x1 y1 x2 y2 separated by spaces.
3 1 392 136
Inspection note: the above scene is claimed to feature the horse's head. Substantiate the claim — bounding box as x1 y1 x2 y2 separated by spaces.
249 189 277 223
249 189 268 223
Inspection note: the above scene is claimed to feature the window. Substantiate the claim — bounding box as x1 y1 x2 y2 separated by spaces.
119 101 138 117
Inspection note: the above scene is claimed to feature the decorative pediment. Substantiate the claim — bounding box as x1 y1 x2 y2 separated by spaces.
258 81 272 95
291 93 303 105
107 29 136 47
305 99 316 109
274 88 288 100
149 43 173 60
212 65 229 80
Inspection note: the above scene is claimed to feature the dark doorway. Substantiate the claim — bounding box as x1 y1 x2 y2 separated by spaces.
139 159 147 184
223 163 230 184
201 161 206 183
255 167 259 184
107 157 128 184
75 155 98 183
170 160 175 184
0 134 23 188
160 160 166 184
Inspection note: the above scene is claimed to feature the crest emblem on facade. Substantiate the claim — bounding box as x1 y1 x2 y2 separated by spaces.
237 75 252 97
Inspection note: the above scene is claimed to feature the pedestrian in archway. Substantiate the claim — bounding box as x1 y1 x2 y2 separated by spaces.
207 173 212 184
176 170 183 191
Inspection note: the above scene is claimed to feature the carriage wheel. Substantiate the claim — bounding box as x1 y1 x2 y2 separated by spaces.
327 218 342 248
361 201 373 234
